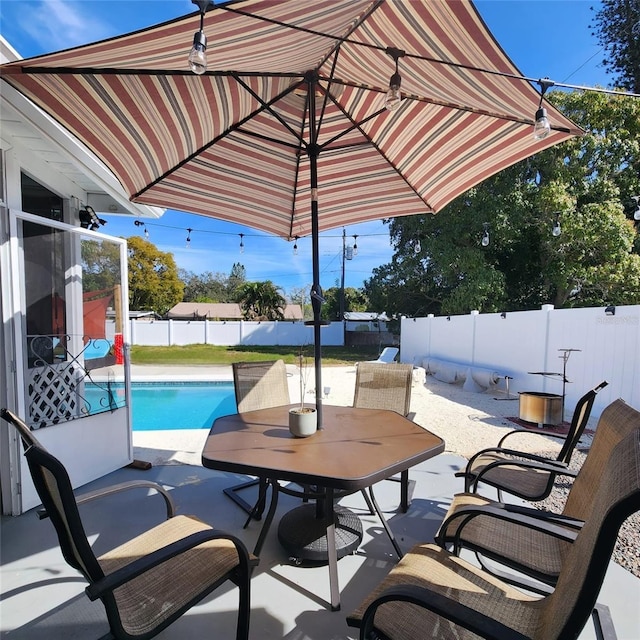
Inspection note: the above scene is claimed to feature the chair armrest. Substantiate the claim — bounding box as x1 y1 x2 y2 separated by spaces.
86 530 253 601
436 503 579 550
472 456 576 492
37 480 175 521
358 584 529 640
497 429 570 449
501 503 584 529
457 446 568 482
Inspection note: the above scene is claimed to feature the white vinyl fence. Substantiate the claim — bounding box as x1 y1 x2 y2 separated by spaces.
120 319 345 347
400 304 640 419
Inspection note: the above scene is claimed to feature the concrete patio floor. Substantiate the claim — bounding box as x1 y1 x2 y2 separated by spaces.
2 448 639 639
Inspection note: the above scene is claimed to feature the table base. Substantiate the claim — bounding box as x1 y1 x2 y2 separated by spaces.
277 504 363 563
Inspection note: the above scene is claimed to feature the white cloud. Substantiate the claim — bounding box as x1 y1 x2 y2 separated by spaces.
17 0 116 52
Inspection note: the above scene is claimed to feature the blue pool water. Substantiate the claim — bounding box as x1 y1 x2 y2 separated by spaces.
86 382 237 431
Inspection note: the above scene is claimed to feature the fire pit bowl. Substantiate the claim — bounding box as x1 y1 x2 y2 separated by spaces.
518 391 563 426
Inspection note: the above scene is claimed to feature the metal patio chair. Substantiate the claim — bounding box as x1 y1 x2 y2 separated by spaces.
0 408 253 640
353 362 415 512
347 409 640 639
457 380 608 501
436 398 640 594
224 360 291 517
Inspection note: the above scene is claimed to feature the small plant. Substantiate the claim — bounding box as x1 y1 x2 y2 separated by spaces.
295 345 314 413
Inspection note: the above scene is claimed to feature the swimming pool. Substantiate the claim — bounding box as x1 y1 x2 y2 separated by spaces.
86 382 237 431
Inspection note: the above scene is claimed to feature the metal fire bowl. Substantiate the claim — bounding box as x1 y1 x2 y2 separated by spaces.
519 391 563 426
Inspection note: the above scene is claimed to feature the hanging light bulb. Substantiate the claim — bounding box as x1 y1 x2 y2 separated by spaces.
533 106 551 140
239 233 245 254
188 1 210 75
414 239 421 254
481 223 490 247
352 235 358 256
293 236 299 255
552 212 561 237
186 228 193 248
533 79 553 141
384 47 404 111
633 196 640 221
144 225 149 239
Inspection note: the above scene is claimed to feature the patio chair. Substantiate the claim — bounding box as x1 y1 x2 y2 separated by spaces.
224 360 290 517
353 362 414 512
436 398 640 593
0 408 253 640
456 380 608 501
366 347 399 363
347 417 640 640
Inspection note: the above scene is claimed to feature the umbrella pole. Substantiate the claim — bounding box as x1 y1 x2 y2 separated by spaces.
308 71 323 429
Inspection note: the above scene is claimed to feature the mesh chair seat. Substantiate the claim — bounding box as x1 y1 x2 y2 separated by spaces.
98 515 242 637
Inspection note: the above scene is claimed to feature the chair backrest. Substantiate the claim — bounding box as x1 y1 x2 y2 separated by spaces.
563 398 640 521
557 380 608 464
232 360 290 413
353 363 413 416
0 408 104 584
375 347 399 363
539 422 640 638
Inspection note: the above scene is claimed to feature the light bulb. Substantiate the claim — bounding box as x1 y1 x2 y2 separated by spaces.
239 234 244 254
634 206 640 221
293 241 298 255
552 222 561 236
188 31 207 75
144 227 149 239
385 72 402 111
481 230 489 247
533 107 551 140
353 236 358 256
414 239 421 254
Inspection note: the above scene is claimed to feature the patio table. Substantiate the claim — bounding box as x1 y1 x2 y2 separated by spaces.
201 403 444 610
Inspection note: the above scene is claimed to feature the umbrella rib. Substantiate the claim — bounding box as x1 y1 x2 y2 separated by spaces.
132 77 304 200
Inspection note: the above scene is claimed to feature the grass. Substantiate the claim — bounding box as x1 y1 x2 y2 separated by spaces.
130 344 384 366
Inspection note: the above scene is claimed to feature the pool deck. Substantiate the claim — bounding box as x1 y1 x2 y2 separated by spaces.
1 365 638 639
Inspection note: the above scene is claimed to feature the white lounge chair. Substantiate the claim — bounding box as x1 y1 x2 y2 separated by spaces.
367 347 399 363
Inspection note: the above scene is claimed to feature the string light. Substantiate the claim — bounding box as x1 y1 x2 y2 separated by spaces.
186 227 193 248
481 223 490 247
414 239 421 254
239 233 245 253
552 212 561 237
352 235 358 256
133 219 149 238
293 236 299 255
533 79 553 141
632 196 640 221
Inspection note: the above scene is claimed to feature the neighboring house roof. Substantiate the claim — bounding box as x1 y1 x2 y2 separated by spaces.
166 302 303 320
106 310 161 320
344 312 389 321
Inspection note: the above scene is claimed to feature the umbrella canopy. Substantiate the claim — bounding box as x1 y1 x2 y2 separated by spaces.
1 0 581 425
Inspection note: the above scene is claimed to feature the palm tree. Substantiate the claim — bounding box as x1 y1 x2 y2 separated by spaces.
236 281 286 320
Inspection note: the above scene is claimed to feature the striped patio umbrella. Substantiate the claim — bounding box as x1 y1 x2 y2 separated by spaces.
1 0 581 425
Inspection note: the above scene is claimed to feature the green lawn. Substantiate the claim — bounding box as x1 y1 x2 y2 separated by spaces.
130 344 384 366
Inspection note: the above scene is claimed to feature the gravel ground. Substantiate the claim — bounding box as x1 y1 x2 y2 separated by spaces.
532 450 640 579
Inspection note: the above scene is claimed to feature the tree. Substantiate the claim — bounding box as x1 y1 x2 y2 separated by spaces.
180 270 230 302
228 262 247 295
236 280 286 320
127 236 183 314
365 90 640 316
81 238 122 293
591 0 640 92
320 286 369 320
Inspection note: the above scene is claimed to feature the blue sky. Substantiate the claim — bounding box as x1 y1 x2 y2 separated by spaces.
0 0 611 297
